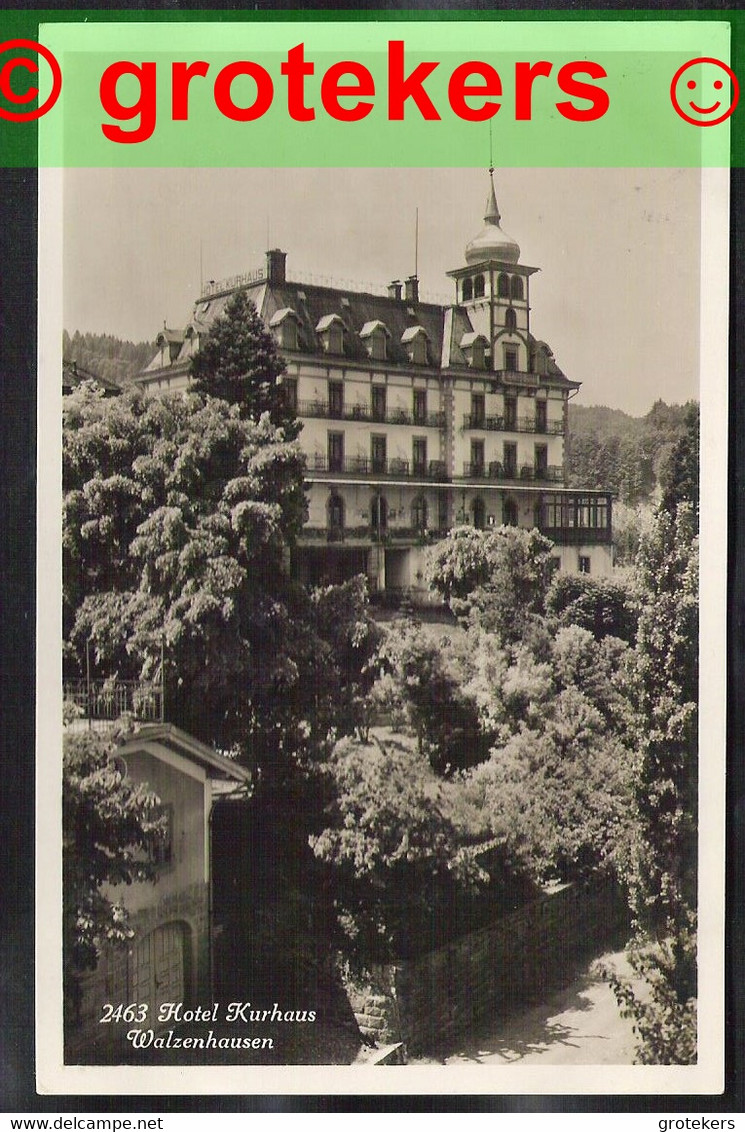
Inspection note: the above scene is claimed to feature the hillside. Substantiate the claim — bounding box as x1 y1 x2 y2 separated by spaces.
63 330 154 388
567 400 697 504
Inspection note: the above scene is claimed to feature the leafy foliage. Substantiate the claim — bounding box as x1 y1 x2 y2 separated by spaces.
310 733 525 960
371 619 488 776
63 730 164 1018
425 526 555 640
608 503 699 1063
545 571 638 643
659 402 699 516
189 289 298 435
63 382 315 776
464 624 635 883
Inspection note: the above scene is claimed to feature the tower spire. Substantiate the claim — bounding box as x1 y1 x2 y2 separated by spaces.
485 167 501 226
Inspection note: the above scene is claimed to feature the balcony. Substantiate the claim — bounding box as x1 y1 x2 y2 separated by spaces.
460 462 564 484
299 525 450 545
298 400 445 429
305 455 450 481
64 678 164 723
462 414 563 435
539 524 613 546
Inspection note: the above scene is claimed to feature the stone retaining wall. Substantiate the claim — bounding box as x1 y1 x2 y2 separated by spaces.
344 876 626 1056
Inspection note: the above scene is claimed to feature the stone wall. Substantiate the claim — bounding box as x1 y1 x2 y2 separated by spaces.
344 876 626 1057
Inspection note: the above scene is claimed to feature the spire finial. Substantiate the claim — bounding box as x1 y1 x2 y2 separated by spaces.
485 167 500 226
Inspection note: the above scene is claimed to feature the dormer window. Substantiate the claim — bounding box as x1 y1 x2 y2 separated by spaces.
360 320 390 361
269 308 301 351
401 325 429 365
155 328 185 367
460 331 488 370
316 314 346 355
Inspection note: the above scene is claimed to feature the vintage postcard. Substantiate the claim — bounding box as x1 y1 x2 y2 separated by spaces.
33 18 730 1100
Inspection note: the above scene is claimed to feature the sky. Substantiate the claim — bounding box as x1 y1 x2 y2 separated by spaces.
62 166 703 415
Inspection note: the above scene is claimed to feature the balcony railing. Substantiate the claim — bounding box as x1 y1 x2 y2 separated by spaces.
306 455 450 480
299 525 449 544
298 400 445 429
461 462 564 483
63 678 164 722
539 524 613 546
462 414 563 435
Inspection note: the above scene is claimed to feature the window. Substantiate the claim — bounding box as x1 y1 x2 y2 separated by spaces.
471 393 485 428
471 439 485 477
413 437 427 476
505 308 517 331
412 495 428 532
503 498 518 526
498 273 510 298
550 556 561 573
148 804 174 868
462 277 473 301
535 444 548 477
328 381 344 418
371 385 387 422
282 378 297 413
536 400 547 433
473 274 485 298
504 346 519 372
438 493 449 531
503 441 517 478
371 434 387 474
510 275 524 300
413 389 427 424
504 396 517 431
371 494 388 533
369 329 387 361
328 493 345 532
328 432 344 472
472 496 486 529
579 555 591 575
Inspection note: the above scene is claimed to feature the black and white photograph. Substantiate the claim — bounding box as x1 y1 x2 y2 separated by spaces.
37 162 727 1095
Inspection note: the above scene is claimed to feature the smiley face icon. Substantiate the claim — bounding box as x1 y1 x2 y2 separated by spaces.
671 57 739 126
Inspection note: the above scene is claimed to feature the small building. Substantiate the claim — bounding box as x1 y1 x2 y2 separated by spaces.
63 358 122 397
138 175 614 598
66 722 251 1062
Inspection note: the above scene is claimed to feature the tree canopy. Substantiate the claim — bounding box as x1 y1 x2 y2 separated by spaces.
425 525 555 640
189 290 298 435
63 383 312 772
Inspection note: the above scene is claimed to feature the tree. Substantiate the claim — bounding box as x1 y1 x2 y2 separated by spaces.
545 571 638 643
63 382 315 779
189 289 298 435
372 619 488 776
659 401 699 516
63 729 164 1026
425 526 554 640
467 686 634 883
607 502 699 1063
463 623 635 882
310 734 496 960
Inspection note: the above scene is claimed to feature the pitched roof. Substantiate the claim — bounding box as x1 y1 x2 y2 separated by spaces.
120 722 252 784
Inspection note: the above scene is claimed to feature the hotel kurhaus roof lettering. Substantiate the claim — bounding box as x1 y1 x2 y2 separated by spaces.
100 41 610 143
